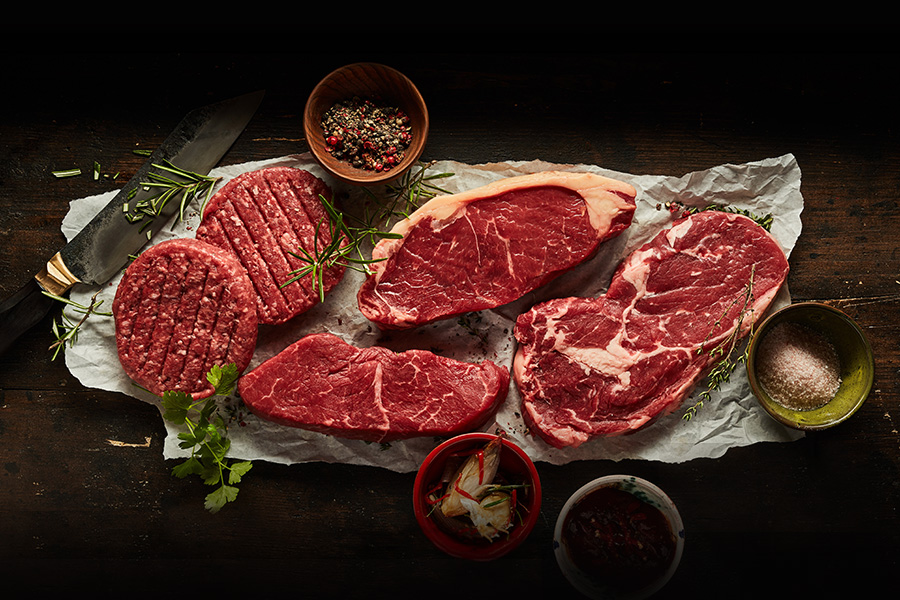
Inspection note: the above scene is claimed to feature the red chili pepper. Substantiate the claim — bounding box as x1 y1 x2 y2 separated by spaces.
477 450 485 485
425 483 449 505
453 476 478 502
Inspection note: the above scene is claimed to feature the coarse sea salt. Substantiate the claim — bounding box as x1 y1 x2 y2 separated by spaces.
755 321 842 411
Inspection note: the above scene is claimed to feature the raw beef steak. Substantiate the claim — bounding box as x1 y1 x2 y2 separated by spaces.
195 166 345 325
357 170 637 330
113 238 258 400
238 332 510 443
513 210 790 448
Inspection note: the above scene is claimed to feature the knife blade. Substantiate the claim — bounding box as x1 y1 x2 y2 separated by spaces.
0 90 264 357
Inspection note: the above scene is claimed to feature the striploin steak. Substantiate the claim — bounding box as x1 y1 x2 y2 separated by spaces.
513 210 790 448
196 166 345 325
238 332 510 443
113 238 258 400
357 171 637 330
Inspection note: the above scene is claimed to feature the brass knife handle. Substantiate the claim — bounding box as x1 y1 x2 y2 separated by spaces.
34 252 81 296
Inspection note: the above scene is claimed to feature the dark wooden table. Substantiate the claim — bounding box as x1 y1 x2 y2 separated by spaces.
3 52 898 597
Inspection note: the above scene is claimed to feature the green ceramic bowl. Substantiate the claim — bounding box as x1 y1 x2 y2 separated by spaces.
747 302 874 430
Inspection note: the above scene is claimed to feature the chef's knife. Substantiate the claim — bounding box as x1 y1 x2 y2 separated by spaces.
0 89 265 357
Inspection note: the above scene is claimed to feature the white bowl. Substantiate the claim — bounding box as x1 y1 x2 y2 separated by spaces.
553 475 685 599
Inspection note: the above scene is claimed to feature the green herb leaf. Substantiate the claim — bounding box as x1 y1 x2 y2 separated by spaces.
159 363 252 513
171 457 204 479
161 390 192 423
208 363 240 396
228 461 253 484
204 485 239 514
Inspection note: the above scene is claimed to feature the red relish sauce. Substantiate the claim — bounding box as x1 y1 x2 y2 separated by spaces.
562 486 676 592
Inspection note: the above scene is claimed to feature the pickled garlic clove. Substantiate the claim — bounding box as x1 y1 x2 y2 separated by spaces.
440 436 502 518
460 490 513 540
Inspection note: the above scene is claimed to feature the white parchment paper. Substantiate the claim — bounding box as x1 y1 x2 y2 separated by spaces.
63 153 805 472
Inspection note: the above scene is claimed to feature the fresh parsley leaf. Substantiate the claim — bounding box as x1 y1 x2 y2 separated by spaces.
229 460 253 484
160 363 252 513
171 456 203 478
205 484 240 513
207 363 240 396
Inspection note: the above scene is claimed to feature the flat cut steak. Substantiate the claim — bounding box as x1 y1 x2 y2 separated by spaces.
113 238 258 400
357 171 637 330
195 166 345 325
513 210 790 448
238 332 510 443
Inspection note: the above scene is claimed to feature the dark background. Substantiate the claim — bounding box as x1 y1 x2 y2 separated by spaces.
2 51 899 597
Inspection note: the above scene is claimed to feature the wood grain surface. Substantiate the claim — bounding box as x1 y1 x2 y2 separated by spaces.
2 52 898 597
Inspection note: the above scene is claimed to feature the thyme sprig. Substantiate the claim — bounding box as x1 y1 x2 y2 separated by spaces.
680 203 774 231
161 363 252 513
44 289 112 361
683 264 757 421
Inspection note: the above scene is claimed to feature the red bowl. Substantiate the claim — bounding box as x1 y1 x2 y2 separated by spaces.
412 432 542 561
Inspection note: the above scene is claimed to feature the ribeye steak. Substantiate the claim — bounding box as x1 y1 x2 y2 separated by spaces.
357 171 636 330
238 332 511 443
513 210 790 448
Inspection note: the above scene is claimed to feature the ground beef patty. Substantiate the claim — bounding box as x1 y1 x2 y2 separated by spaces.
113 238 258 399
195 166 345 325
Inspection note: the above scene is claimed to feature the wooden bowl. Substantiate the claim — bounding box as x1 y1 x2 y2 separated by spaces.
304 62 428 186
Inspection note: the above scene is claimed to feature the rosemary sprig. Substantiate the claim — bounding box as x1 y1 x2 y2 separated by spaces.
683 264 757 421
280 194 397 302
44 289 112 360
281 162 454 300
123 159 220 227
